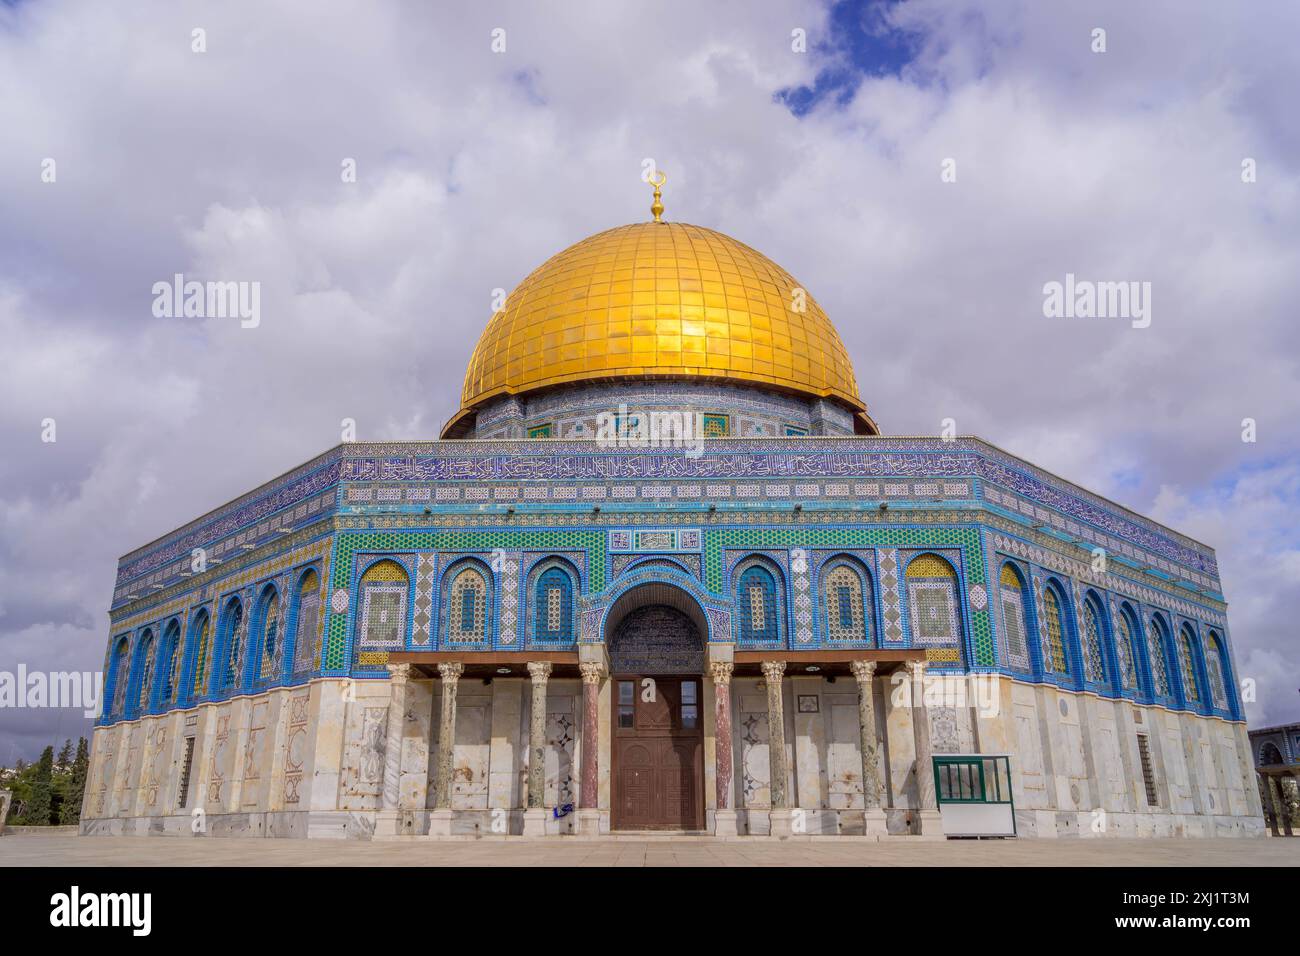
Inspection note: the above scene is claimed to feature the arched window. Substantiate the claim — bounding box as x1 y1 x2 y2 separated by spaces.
1205 631 1229 709
735 562 780 644
108 637 130 717
1080 597 1107 684
904 554 961 664
998 563 1030 670
446 564 489 643
358 559 410 655
219 598 244 692
1146 615 1172 698
159 620 182 706
134 629 156 713
1260 742 1284 766
291 569 322 675
1114 606 1139 691
822 561 872 643
254 585 281 683
1178 625 1202 704
1040 585 1068 675
532 563 576 642
190 610 212 698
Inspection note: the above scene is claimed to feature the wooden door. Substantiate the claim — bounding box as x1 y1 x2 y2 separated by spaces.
611 675 704 830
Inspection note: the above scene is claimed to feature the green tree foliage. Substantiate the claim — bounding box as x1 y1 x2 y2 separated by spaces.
1 736 91 826
59 737 90 825
22 745 56 826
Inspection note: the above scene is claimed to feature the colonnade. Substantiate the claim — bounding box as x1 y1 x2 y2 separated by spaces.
382 655 941 837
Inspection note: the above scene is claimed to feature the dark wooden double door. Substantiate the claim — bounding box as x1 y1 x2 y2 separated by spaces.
611 675 704 830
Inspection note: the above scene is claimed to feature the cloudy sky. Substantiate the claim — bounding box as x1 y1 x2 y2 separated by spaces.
1 0 1297 763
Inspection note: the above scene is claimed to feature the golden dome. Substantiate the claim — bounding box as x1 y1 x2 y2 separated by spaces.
444 220 875 437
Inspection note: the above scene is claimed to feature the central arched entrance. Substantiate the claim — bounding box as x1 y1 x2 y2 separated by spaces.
605 582 707 831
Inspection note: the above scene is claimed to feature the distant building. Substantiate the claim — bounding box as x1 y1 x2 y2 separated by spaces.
1249 722 1300 836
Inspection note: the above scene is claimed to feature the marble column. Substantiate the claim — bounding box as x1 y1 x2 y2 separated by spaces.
851 659 887 834
577 661 603 836
429 661 463 837
376 663 410 836
908 660 943 836
523 661 552 836
710 661 737 837
1260 774 1280 836
761 660 792 836
1270 775 1294 836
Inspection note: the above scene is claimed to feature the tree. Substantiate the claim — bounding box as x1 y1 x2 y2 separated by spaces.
23 746 55 826
56 739 73 773
59 737 90 825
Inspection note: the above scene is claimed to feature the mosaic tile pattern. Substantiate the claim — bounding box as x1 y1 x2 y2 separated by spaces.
876 549 903 645
498 553 520 644
101 406 1242 730
113 433 1228 609
322 530 607 671
612 553 701 579
791 556 813 645
411 553 436 645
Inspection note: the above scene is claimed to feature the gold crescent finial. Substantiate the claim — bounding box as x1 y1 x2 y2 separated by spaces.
648 170 667 223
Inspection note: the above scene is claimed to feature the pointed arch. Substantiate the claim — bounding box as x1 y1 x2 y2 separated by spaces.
819 555 873 644
1080 592 1108 684
252 583 282 685
904 552 963 667
442 558 492 644
1204 630 1230 710
357 558 412 658
1177 624 1204 705
290 567 323 676
108 636 131 718
1146 613 1173 699
188 608 213 699
158 618 183 706
997 561 1031 671
529 557 579 643
1039 582 1069 675
1113 602 1140 692
218 596 245 693
132 629 157 715
733 556 784 645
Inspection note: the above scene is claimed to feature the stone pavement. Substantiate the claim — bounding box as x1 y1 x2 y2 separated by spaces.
1 834 1298 866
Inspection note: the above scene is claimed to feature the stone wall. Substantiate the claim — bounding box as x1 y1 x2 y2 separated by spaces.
81 674 1264 840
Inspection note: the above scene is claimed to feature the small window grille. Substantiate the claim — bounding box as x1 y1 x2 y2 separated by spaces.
178 737 197 809
1136 734 1158 807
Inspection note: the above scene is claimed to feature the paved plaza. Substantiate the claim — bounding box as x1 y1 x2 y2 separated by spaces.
2 834 1298 867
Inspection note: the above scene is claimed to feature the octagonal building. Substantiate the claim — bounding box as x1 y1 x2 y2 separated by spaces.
82 198 1264 840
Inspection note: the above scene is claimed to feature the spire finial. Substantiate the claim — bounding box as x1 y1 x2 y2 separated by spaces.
648 170 667 223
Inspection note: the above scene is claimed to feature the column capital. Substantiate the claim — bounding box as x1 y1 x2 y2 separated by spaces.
385 662 412 684
437 661 464 684
578 661 604 685
527 660 553 682
759 659 786 683
906 659 927 680
849 659 878 683
709 661 734 686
